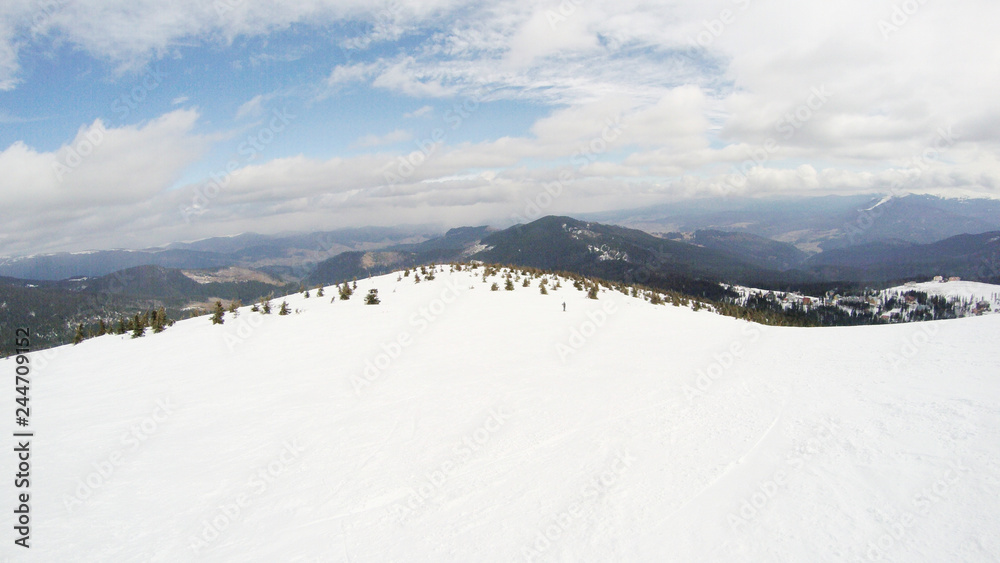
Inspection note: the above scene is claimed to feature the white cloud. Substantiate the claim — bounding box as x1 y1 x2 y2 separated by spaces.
3 0 1000 254
404 105 433 118
326 61 380 87
171 95 189 105
0 109 211 253
235 94 264 120
352 129 413 148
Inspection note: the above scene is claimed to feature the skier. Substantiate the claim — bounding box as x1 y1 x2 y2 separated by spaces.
562 302 566 312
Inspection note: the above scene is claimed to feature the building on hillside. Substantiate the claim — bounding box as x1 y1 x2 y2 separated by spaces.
949 276 961 282
933 275 944 282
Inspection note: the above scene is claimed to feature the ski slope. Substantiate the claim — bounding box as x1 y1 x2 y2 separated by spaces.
3 266 999 562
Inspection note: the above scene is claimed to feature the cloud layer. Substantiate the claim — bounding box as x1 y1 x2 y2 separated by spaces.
1 0 999 255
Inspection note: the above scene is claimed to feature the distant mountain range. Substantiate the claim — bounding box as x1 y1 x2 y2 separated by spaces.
582 193 1000 252
0 226 437 281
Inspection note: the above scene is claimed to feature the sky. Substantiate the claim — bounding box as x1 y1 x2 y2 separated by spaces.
0 0 998 256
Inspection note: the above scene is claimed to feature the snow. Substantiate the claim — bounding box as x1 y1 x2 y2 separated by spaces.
883 280 1000 304
3 266 1000 561
863 194 894 211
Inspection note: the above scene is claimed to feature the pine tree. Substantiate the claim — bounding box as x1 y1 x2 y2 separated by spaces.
540 283 548 295
316 286 324 297
261 297 272 314
491 282 499 291
414 273 421 283
97 319 107 336
587 285 599 300
229 300 241 316
404 269 410 277
251 303 260 312
116 317 126 335
352 279 357 290
505 278 515 291
153 307 168 333
73 323 85 344
211 301 225 325
365 288 380 305
304 289 310 298
339 283 352 300
131 314 145 338
279 300 291 315
522 278 530 287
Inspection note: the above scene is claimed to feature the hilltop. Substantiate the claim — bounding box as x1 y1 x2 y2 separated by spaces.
2 264 998 561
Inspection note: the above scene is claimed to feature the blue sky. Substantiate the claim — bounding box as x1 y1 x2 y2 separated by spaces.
0 0 998 256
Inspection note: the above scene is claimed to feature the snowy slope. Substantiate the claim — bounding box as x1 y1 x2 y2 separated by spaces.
882 280 1000 304
2 266 999 562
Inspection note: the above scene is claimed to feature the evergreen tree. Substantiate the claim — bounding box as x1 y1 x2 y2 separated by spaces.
261 297 272 314
352 279 357 290
131 314 145 338
365 288 380 305
414 273 421 283
211 301 225 325
540 283 548 295
251 303 260 312
97 319 107 336
316 286 324 297
339 283 352 300
522 278 530 287
153 307 168 333
491 282 499 291
587 285 599 299
229 299 242 316
73 323 85 344
404 269 410 277
279 300 291 315
505 278 515 291
116 317 126 335
304 289 310 298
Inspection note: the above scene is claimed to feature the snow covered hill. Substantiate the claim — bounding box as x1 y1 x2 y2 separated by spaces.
882 280 1000 305
3 265 999 562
